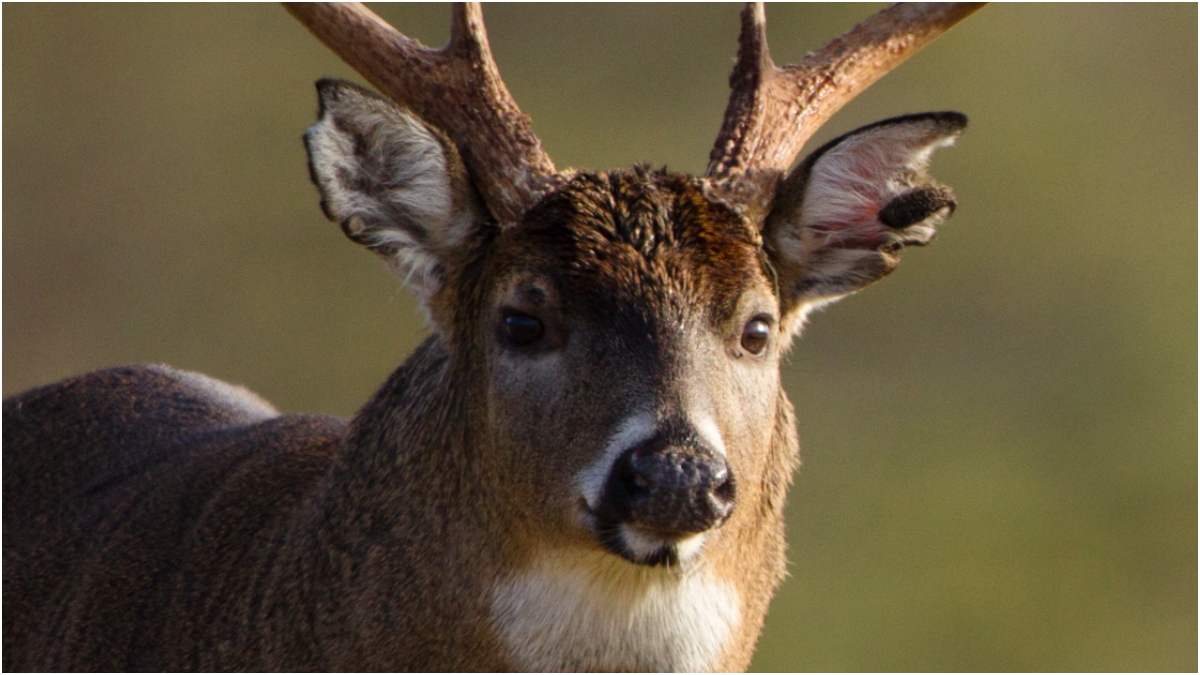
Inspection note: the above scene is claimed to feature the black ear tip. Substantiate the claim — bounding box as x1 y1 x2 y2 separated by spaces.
931 110 969 133
312 79 403 126
313 78 379 111
314 78 345 115
878 185 957 230
879 110 968 134
315 77 342 99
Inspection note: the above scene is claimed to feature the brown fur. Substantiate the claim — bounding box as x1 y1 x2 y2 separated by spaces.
3 169 795 671
4 89 963 669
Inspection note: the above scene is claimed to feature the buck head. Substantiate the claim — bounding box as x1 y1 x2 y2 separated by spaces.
306 78 964 570
294 2 974 669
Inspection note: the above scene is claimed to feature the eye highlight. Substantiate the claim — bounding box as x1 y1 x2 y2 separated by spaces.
740 318 771 356
502 312 545 347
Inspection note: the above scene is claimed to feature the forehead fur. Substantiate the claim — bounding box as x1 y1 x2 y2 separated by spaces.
504 167 770 314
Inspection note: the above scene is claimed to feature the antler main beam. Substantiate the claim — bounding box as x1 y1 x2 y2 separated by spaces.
707 2 983 216
284 2 558 226
286 3 981 226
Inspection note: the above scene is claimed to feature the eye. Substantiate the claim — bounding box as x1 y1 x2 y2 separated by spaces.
502 312 545 347
740 318 771 356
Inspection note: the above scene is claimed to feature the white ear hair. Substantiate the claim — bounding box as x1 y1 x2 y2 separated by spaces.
797 117 960 245
766 112 966 332
304 79 482 304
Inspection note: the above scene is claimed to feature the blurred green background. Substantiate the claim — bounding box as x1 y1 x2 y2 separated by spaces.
4 3 1195 671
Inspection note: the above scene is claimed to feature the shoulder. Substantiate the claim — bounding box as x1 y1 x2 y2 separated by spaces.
5 364 279 433
3 365 346 540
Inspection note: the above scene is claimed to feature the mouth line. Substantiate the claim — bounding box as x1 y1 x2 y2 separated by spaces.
577 498 685 567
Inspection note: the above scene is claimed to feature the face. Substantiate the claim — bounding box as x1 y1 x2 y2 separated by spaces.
304 81 964 576
453 168 785 567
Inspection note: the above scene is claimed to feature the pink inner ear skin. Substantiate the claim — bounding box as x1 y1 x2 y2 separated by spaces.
808 200 891 250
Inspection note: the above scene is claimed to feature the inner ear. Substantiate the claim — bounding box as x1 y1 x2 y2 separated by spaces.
786 112 965 235
304 78 486 308
764 111 967 331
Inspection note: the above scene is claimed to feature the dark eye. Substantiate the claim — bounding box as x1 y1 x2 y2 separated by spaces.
740 318 771 356
503 313 545 347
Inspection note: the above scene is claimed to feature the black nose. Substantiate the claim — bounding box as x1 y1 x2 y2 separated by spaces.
599 436 737 535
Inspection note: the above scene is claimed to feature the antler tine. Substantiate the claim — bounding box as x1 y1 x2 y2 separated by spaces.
707 2 984 219
722 3 773 139
284 2 559 226
448 3 485 56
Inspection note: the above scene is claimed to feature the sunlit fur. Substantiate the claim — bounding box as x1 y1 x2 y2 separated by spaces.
766 112 966 334
446 167 795 670
3 79 963 671
305 80 481 306
151 365 280 422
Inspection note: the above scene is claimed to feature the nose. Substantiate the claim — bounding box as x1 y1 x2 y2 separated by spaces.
599 434 737 535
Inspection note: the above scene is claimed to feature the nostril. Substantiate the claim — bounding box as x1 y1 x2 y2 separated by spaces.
714 469 736 502
711 470 737 518
607 451 652 516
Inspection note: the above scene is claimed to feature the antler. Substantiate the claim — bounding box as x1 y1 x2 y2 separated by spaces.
286 3 981 226
707 2 984 219
284 2 559 226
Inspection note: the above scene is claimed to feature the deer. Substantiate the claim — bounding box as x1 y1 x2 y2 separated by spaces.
3 2 981 671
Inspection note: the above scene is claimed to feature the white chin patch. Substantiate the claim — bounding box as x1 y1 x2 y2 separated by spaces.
621 526 708 565
491 547 741 672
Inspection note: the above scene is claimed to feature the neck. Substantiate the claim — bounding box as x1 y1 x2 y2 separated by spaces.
273 335 508 669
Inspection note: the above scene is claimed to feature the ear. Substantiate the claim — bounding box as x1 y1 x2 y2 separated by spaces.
304 78 484 306
764 112 966 332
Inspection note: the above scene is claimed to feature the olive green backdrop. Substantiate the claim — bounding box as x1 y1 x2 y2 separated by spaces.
4 4 1195 671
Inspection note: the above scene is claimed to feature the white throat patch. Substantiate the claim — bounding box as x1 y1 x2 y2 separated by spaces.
490 548 741 672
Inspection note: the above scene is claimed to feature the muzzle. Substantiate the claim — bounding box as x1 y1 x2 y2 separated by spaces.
592 428 736 565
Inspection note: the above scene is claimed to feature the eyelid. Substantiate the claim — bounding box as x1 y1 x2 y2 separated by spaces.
517 284 550 307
